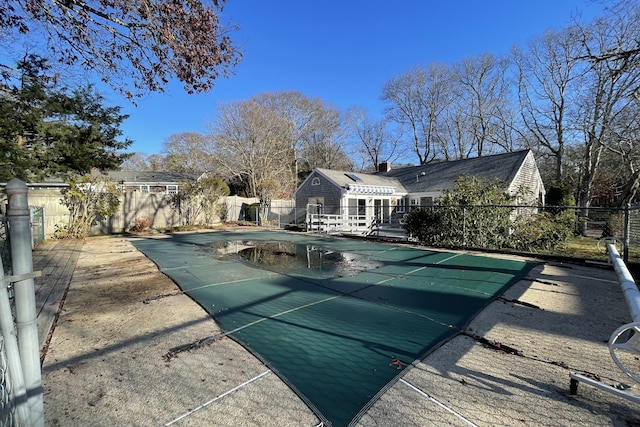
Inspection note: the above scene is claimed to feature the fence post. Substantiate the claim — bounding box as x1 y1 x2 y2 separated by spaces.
6 179 44 426
0 256 30 424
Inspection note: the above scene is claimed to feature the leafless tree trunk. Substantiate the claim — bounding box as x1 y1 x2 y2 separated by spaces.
513 28 586 183
209 99 292 207
382 64 453 164
161 132 217 173
346 107 401 171
453 53 512 157
575 1 640 207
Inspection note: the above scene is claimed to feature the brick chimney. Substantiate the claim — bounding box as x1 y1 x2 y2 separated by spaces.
378 161 391 172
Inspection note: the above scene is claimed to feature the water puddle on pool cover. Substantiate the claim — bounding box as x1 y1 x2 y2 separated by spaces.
211 240 382 279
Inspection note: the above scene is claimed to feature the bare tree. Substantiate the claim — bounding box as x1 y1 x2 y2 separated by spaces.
513 28 586 183
382 64 453 164
120 152 166 171
453 53 513 157
346 106 401 171
1 0 242 98
574 0 640 207
604 105 640 205
209 98 292 207
298 113 353 172
162 132 217 173
250 91 351 181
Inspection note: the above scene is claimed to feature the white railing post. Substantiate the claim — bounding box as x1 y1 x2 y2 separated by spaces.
6 178 44 426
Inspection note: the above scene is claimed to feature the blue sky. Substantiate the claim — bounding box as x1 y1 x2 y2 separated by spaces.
113 0 604 155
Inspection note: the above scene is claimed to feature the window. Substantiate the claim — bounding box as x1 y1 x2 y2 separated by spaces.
345 173 362 182
358 199 366 216
420 197 433 206
140 185 149 193
311 177 321 186
396 197 405 213
167 185 178 194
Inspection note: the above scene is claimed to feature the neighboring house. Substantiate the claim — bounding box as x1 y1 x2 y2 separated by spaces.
293 149 546 233
99 171 201 194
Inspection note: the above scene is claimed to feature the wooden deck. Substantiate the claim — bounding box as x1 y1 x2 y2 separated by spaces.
31 239 83 354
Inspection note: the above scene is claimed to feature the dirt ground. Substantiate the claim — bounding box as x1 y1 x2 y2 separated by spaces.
41 232 640 426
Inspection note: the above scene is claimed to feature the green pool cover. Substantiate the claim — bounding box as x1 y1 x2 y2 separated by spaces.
133 231 536 426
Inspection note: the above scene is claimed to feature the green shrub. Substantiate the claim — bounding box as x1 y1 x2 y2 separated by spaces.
509 210 575 251
402 176 516 249
55 173 120 239
402 208 444 245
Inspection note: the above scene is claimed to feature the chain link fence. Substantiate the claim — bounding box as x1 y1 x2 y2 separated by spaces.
0 335 15 426
0 219 15 426
29 208 45 247
288 204 640 264
222 198 297 228
0 218 8 276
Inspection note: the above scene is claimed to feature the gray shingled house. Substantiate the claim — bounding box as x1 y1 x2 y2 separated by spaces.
293 149 545 233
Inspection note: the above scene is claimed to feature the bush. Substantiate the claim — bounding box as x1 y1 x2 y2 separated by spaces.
55 174 120 239
402 176 516 249
546 182 576 207
509 210 575 251
402 208 444 245
172 177 230 226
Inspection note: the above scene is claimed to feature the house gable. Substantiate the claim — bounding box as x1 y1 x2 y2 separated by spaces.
294 170 345 215
508 150 546 204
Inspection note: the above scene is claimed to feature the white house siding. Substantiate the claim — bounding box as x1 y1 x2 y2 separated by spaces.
508 151 546 205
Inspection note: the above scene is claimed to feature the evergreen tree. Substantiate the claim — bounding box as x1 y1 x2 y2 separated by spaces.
0 55 132 182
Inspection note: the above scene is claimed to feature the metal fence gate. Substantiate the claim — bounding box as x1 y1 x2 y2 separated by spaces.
30 207 44 247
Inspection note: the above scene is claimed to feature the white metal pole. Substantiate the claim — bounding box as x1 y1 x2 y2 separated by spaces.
6 178 44 426
0 261 30 424
608 243 640 323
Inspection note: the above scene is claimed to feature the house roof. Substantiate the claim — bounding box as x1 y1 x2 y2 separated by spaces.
314 168 407 193
376 150 532 193
98 171 200 184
